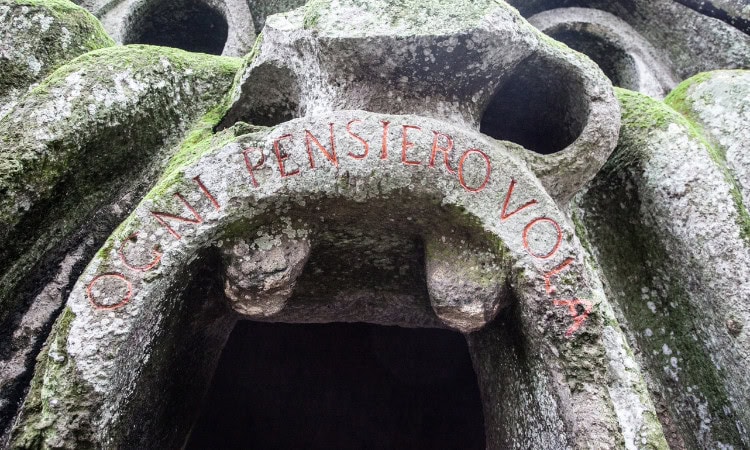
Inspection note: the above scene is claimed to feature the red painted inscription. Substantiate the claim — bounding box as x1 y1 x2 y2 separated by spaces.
457 149 491 193
346 119 369 159
429 131 455 174
401 125 422 166
243 146 265 187
118 232 162 272
501 179 539 221
522 217 563 260
87 273 132 311
305 123 338 168
86 117 593 337
380 121 391 160
273 134 299 178
151 193 204 240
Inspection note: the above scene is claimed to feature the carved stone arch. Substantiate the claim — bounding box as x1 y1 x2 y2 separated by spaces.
12 111 611 447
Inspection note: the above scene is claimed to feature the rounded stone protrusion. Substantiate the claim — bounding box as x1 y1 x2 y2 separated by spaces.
221 232 310 317
424 235 510 333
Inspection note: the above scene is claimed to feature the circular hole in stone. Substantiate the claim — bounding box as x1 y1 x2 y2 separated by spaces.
185 321 486 449
546 24 639 90
124 0 228 55
479 54 589 155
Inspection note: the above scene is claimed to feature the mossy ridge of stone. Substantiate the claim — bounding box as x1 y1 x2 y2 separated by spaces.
575 89 750 447
606 87 686 173
0 45 241 366
0 44 241 249
611 86 750 245
0 0 114 120
576 179 743 448
9 308 98 449
665 70 750 244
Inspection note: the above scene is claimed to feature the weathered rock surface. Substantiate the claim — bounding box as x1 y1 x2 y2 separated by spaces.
575 86 750 447
0 0 114 118
8 108 662 448
528 7 677 98
508 0 750 83
675 0 750 34
1 0 750 448
72 0 303 57
667 70 750 211
222 232 311 317
107 0 255 56
0 44 241 440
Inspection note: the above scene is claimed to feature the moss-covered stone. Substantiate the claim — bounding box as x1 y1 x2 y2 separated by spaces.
576 88 748 447
611 88 750 244
0 0 114 119
0 44 241 338
663 71 714 116
9 308 97 449
665 71 750 245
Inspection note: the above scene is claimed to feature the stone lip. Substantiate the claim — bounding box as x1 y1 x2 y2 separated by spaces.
220 0 620 203
528 7 678 98
95 0 256 56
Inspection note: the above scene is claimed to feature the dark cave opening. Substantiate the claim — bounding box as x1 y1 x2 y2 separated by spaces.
185 321 486 449
124 0 228 55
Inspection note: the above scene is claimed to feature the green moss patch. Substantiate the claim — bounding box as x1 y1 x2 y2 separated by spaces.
0 44 241 330
576 171 744 447
0 0 113 102
663 77 750 245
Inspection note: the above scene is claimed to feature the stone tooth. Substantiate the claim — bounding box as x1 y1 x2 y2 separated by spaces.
424 235 510 333
221 232 311 318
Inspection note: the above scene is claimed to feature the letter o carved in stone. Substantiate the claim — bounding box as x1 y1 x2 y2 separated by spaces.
86 273 133 311
523 217 563 259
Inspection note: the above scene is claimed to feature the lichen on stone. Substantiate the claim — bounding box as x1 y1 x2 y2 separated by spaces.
10 307 97 449
0 0 114 119
575 87 750 446
0 43 241 339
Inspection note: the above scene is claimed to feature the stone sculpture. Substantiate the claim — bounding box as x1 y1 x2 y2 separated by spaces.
0 0 749 448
